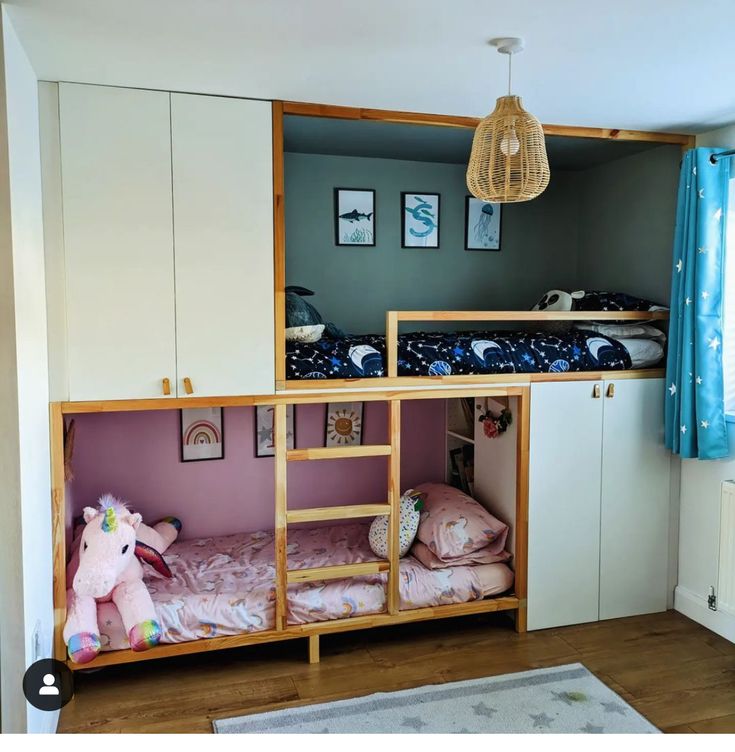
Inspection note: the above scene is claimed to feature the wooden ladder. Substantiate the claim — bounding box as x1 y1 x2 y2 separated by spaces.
273 401 402 660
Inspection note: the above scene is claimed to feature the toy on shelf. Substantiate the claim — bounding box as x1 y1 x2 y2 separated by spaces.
63 494 181 664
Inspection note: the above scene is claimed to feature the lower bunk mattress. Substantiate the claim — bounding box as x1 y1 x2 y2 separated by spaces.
96 523 514 652
286 329 663 379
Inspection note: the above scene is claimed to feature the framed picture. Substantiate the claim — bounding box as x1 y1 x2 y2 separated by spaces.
255 405 295 457
334 188 375 246
402 192 440 248
465 196 501 251
325 402 364 446
180 407 224 462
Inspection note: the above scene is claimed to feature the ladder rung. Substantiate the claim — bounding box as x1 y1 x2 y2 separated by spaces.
287 504 391 524
287 445 392 461
287 561 390 584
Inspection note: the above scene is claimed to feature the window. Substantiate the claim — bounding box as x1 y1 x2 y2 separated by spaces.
724 175 735 417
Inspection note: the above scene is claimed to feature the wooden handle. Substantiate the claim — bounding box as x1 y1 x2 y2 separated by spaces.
162 378 171 396
592 384 601 399
183 377 194 395
606 383 615 398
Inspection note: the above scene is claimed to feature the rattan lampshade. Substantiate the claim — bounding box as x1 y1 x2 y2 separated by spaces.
466 39 550 203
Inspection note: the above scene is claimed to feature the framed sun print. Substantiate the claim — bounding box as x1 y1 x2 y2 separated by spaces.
255 405 295 457
334 188 375 246
180 407 224 462
325 402 364 446
402 192 440 248
465 196 501 251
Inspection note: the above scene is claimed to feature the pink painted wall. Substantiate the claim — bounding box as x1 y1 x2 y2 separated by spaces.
67 401 446 539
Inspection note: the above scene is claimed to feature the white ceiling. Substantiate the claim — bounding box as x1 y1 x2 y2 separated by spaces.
6 0 735 134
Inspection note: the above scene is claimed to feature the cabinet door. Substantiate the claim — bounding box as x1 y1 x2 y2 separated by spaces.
59 84 176 401
171 94 274 397
528 381 603 630
599 378 671 619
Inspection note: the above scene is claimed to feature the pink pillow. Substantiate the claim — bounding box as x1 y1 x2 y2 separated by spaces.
411 540 511 570
415 482 509 559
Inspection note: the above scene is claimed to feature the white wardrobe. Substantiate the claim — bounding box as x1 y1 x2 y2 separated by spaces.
527 378 672 630
42 83 274 401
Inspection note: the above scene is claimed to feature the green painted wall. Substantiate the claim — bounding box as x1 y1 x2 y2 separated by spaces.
285 148 680 333
575 145 680 305
285 152 580 333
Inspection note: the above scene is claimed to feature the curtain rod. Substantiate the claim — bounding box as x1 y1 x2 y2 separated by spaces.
710 149 735 163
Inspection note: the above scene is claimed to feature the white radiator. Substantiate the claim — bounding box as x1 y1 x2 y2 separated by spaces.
717 481 735 616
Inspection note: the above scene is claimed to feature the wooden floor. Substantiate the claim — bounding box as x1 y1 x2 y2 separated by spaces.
59 610 735 733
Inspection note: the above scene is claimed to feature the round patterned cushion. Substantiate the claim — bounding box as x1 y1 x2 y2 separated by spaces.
368 490 424 559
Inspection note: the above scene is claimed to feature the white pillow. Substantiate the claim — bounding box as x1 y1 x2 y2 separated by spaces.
620 338 665 368
285 324 325 343
574 322 666 343
368 491 424 559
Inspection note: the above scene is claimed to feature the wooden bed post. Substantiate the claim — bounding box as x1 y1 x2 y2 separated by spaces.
274 402 288 630
514 387 530 633
49 402 67 661
308 634 320 664
387 399 401 614
386 311 398 379
272 101 287 390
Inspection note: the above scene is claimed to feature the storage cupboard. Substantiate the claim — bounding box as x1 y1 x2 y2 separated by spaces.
53 83 274 401
527 378 671 630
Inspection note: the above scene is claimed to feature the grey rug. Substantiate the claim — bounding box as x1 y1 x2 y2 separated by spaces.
213 663 658 734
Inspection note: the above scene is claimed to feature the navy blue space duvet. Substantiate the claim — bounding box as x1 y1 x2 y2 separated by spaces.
286 329 632 379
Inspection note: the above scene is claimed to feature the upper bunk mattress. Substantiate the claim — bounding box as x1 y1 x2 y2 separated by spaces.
286 329 634 380
94 523 514 652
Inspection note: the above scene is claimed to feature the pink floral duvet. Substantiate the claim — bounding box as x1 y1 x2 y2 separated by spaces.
93 523 513 652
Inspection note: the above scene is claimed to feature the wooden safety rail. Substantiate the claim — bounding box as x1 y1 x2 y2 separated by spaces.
384 309 670 379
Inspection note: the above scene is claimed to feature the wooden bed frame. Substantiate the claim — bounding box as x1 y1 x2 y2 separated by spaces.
47 98 686 672
50 385 530 670
273 99 691 391
284 309 670 390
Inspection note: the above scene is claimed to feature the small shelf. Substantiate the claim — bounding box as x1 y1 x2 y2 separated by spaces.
447 430 474 445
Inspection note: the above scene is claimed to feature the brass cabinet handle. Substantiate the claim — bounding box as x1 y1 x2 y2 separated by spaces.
162 378 171 396
183 377 194 395
606 383 615 398
593 384 601 399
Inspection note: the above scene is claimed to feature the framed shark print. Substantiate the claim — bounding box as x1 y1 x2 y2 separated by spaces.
402 192 440 248
334 188 375 246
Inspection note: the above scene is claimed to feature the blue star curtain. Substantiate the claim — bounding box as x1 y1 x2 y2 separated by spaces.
665 148 730 459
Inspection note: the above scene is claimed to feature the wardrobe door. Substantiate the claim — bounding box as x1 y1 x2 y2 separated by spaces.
528 381 603 630
171 94 274 397
59 84 176 401
599 378 671 619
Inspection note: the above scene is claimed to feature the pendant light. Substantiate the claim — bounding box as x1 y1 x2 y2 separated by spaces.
467 37 550 203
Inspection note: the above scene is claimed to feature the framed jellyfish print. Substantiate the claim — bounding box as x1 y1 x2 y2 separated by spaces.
465 196 501 251
180 407 224 462
255 405 295 458
325 402 364 447
402 192 440 248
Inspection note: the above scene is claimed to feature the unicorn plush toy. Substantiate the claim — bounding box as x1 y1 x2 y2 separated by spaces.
63 494 181 664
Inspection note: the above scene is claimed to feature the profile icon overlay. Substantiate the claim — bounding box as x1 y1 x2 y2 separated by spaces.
23 659 74 711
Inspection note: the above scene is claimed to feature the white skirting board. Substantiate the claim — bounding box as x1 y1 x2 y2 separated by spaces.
675 585 735 643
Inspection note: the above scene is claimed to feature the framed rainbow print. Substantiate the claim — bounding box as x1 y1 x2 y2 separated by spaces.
180 407 224 462
325 402 364 446
255 405 295 457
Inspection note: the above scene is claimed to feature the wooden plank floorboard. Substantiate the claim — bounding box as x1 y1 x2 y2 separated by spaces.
59 610 735 733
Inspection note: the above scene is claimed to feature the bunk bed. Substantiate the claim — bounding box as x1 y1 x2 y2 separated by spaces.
45 98 685 673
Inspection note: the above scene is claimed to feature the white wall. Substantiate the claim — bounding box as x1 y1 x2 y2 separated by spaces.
0 7 54 734
674 127 735 643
